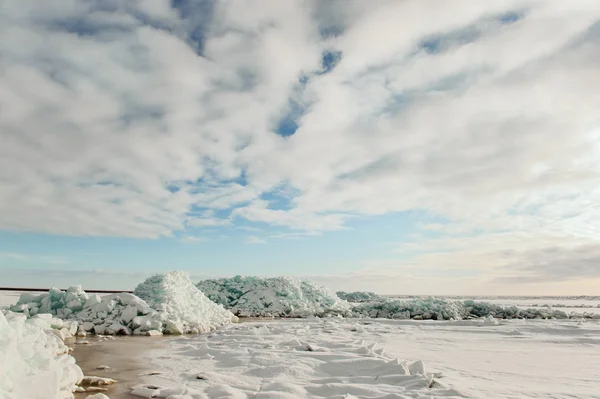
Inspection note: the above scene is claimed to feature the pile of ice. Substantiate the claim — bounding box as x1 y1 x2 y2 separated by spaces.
134 271 237 334
337 291 383 303
462 300 572 320
9 286 91 319
9 271 236 335
352 297 468 320
350 297 575 320
0 311 83 399
197 276 352 317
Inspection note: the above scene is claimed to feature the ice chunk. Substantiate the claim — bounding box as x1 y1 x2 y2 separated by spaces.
119 306 138 324
85 394 110 399
81 376 117 386
84 295 102 309
52 327 74 341
80 322 96 332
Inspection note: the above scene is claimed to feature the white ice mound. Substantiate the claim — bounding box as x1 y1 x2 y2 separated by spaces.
197 276 351 317
0 311 83 399
134 271 237 334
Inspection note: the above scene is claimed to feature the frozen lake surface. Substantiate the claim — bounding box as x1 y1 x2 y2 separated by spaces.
136 317 600 399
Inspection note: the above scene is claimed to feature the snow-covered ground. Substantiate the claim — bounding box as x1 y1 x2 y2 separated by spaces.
135 318 600 399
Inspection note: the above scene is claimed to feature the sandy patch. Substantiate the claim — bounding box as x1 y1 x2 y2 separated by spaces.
71 336 169 399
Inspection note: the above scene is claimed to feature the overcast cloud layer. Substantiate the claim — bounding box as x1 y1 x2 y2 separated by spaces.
1 0 600 293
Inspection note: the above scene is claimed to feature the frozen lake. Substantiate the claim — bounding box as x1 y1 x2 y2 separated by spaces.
2 289 599 398
137 318 600 399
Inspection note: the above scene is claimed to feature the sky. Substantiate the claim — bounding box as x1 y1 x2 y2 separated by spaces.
1 0 600 295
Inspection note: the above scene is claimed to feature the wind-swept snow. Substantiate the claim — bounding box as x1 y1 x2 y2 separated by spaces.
197 276 351 317
0 311 83 399
134 317 600 399
131 318 463 399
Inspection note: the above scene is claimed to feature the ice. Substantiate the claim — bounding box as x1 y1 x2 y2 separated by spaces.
336 291 382 303
81 376 117 386
85 394 110 399
8 271 236 335
197 276 351 317
351 297 580 320
0 311 83 399
134 271 237 334
134 318 460 399
352 297 468 320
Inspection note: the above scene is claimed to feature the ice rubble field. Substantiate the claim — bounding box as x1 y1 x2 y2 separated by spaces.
6 271 236 336
133 317 600 399
199 279 600 320
198 276 351 318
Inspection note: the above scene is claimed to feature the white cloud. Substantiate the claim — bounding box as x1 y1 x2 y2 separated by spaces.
1 0 600 290
0 252 69 265
186 217 231 228
244 236 266 245
180 235 209 243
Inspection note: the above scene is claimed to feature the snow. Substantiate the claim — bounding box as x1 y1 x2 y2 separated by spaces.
6 271 237 335
0 311 83 399
134 271 237 334
197 276 351 317
375 318 600 398
135 317 600 399
131 319 461 399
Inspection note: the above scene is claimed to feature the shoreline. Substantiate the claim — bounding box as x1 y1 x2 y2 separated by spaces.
70 336 169 399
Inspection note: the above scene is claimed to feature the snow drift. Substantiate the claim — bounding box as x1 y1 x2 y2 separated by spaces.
10 271 236 335
0 311 83 399
197 276 352 317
